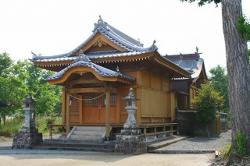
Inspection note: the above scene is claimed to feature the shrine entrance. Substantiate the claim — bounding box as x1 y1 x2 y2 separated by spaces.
68 92 118 125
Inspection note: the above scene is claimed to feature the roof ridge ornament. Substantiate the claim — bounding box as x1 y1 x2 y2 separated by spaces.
93 15 108 32
149 40 158 51
31 51 42 60
74 54 91 63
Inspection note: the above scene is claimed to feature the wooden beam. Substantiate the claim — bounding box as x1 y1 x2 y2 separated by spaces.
105 89 111 139
68 87 117 94
65 92 70 133
69 78 102 86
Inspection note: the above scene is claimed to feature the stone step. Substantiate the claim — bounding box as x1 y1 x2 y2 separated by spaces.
69 136 103 143
72 130 105 136
34 144 114 152
74 126 106 132
66 126 106 143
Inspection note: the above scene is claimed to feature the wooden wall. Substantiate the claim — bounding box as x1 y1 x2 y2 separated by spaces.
135 70 176 123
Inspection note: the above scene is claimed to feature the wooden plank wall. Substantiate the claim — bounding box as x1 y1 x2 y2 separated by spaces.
137 70 175 123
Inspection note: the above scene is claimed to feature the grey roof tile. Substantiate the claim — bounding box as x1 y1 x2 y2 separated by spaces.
165 53 205 79
48 55 135 82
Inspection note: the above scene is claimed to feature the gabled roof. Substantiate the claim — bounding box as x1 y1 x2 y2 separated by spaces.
165 52 207 81
48 55 135 84
31 17 192 79
32 16 157 62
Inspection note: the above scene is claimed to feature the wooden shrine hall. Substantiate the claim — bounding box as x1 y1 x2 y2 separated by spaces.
31 17 207 139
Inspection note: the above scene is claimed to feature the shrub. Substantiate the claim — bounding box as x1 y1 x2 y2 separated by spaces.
193 83 224 136
236 131 247 156
0 118 22 137
193 83 224 126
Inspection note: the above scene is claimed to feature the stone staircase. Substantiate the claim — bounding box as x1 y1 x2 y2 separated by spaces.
66 126 106 143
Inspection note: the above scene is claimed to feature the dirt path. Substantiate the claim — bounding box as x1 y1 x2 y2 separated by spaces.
0 152 213 166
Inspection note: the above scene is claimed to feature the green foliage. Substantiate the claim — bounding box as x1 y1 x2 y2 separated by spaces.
209 66 229 112
0 53 61 122
36 116 62 135
222 144 232 159
193 83 224 126
237 16 250 41
0 118 22 137
0 116 62 136
236 131 247 156
0 52 12 76
180 0 221 6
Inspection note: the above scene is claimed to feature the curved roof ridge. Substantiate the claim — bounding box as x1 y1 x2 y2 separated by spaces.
48 56 135 81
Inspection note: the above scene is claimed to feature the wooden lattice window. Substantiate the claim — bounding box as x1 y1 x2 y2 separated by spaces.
84 95 98 107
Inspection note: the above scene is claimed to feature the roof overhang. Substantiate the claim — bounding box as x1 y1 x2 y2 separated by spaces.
48 66 134 85
152 52 191 78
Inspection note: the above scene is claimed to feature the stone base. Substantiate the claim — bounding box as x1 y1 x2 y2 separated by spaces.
115 128 147 154
12 127 43 149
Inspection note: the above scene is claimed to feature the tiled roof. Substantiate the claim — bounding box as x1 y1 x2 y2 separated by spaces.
165 53 206 79
32 51 152 62
48 55 135 81
32 16 157 61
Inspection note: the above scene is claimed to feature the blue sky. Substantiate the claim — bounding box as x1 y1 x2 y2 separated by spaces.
0 0 249 72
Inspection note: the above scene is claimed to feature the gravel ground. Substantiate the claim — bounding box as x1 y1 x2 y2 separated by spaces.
0 136 12 147
154 130 231 153
0 151 213 166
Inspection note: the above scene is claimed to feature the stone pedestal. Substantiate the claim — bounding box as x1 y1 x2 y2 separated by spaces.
12 96 42 149
12 127 42 149
115 88 147 154
115 128 147 154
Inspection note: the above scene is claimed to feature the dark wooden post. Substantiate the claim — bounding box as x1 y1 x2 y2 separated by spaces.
105 88 111 139
66 92 70 133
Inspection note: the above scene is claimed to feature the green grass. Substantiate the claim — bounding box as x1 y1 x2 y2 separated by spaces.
36 116 62 136
0 118 22 137
0 116 62 137
222 144 232 159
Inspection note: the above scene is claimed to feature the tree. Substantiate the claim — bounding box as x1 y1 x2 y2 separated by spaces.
193 83 224 135
181 0 250 155
0 53 26 124
248 49 250 63
0 52 12 76
209 65 229 112
0 54 61 125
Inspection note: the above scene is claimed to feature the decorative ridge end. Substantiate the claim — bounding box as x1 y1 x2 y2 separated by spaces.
74 54 91 63
93 15 108 32
149 40 158 51
31 51 42 60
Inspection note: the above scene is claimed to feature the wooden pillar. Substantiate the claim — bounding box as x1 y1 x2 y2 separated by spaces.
65 92 70 133
105 89 111 139
78 95 83 124
62 87 66 125
116 92 120 123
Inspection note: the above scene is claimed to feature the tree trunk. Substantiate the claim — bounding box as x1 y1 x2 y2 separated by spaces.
222 0 250 154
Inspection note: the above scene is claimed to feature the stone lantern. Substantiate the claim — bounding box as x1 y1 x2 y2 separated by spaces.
12 96 42 149
115 88 147 154
123 88 137 129
23 96 35 130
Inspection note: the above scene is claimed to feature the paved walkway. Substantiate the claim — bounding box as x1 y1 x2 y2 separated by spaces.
153 130 231 153
0 151 213 166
